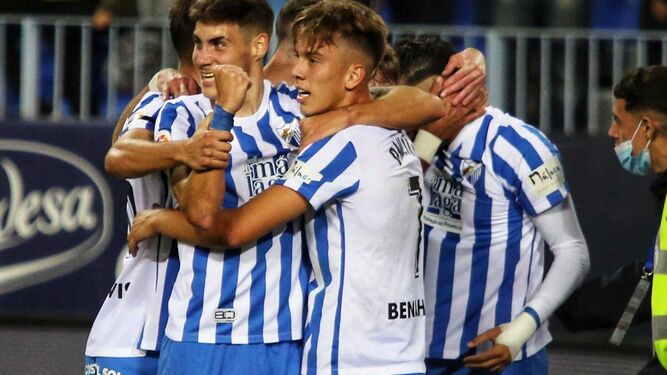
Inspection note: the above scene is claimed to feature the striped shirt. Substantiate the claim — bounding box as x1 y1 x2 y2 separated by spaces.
276 126 426 375
157 80 308 344
423 107 568 361
86 91 179 357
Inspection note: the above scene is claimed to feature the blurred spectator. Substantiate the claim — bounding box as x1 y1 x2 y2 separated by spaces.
641 0 667 66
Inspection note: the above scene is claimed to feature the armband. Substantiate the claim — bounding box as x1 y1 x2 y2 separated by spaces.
413 130 442 162
211 104 234 131
495 311 538 360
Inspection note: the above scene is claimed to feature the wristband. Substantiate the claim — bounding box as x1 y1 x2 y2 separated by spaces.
413 130 443 162
211 104 234 131
495 311 538 360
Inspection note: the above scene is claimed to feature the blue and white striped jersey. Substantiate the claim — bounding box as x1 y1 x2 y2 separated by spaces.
157 80 308 345
86 91 179 357
423 107 568 361
276 126 426 375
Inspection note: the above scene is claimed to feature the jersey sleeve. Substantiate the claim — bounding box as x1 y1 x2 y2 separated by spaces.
274 133 361 211
119 91 163 138
492 124 569 216
154 99 197 143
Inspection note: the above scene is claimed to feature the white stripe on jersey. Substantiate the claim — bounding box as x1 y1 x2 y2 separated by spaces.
86 91 179 357
159 81 308 344
277 126 426 375
424 107 567 361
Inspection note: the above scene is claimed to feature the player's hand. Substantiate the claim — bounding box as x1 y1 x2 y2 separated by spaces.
299 107 351 150
463 326 513 373
182 113 234 170
128 208 163 256
149 69 200 100
441 48 486 106
213 64 251 114
421 78 487 142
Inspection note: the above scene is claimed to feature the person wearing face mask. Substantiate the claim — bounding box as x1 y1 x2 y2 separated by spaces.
609 65 667 372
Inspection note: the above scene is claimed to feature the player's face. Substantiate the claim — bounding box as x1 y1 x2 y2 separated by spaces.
291 36 349 117
192 21 253 99
609 98 646 152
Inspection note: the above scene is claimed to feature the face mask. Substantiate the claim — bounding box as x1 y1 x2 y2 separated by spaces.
614 119 652 176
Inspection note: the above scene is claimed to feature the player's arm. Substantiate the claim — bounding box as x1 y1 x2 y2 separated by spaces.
174 65 248 229
128 184 308 252
111 86 149 144
299 85 444 148
105 118 232 179
464 196 589 371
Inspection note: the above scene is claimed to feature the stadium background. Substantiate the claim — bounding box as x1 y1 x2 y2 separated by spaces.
0 0 665 373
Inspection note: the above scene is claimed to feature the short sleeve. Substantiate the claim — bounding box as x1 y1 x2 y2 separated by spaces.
154 99 197 143
275 133 361 211
492 124 569 216
119 92 163 138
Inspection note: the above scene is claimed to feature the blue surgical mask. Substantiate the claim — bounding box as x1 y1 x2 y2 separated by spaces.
614 119 652 175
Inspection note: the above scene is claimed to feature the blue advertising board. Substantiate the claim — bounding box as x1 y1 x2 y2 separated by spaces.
0 121 126 320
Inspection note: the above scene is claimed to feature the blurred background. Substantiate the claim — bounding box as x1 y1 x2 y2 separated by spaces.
0 0 666 373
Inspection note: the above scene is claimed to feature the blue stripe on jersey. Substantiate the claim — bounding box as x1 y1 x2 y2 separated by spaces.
499 127 544 172
277 84 299 99
297 142 358 201
306 213 333 374
234 126 262 159
156 240 180 350
521 123 558 155
257 111 291 155
270 87 298 122
459 172 492 355
183 247 210 340
277 222 295 341
331 203 346 372
249 232 273 338
495 205 523 326
216 249 242 340
299 136 334 163
428 230 461 358
160 101 198 137
469 115 492 161
223 153 239 209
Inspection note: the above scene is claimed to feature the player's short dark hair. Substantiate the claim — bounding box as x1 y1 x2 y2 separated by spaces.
614 65 667 116
393 35 456 86
291 0 388 72
276 0 320 45
190 0 274 39
169 0 196 62
372 45 399 85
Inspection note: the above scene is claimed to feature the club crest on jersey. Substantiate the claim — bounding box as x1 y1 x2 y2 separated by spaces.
461 160 483 185
245 154 290 197
276 118 301 145
156 129 171 142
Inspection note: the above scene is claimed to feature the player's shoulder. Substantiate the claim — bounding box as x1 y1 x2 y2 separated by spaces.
487 107 559 158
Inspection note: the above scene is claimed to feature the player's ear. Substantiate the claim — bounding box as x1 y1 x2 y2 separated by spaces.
344 63 365 91
251 33 269 62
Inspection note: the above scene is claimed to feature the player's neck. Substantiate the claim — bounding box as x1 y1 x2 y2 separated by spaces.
264 44 295 86
236 63 265 117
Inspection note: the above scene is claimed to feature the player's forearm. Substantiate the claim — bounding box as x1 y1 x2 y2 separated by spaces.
178 168 226 230
351 85 444 130
105 138 188 179
527 196 590 323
